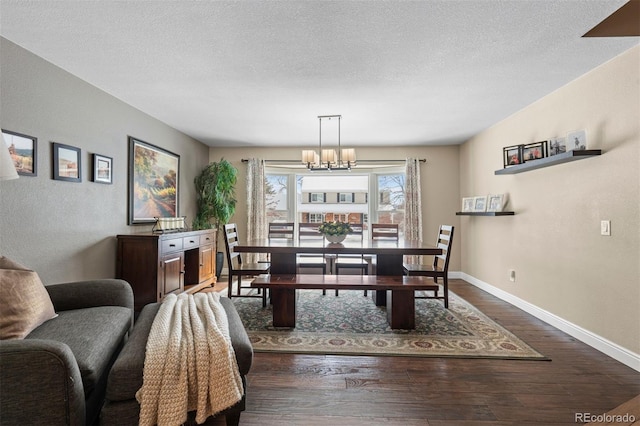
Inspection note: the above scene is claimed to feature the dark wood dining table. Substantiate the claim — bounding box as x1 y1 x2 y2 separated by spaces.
234 237 442 306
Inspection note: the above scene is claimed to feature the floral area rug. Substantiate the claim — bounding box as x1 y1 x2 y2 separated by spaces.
232 288 547 359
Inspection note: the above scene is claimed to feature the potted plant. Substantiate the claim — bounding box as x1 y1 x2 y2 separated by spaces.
318 221 353 244
193 159 237 279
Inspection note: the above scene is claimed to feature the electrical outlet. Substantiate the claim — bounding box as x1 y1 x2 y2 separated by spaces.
509 269 516 282
601 220 611 236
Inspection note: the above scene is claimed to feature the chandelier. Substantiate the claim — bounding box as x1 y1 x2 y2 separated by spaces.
302 115 356 171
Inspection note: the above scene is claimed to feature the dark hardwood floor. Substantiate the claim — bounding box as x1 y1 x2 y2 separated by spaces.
216 279 640 425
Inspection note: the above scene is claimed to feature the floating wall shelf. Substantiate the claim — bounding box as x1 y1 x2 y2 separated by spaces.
495 149 602 175
456 212 515 216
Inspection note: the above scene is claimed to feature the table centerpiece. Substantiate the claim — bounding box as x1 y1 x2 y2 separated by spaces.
318 221 353 243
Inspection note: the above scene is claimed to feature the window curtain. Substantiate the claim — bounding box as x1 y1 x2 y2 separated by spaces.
404 158 423 264
246 158 267 263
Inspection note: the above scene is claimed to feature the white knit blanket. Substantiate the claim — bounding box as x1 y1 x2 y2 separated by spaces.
136 292 243 426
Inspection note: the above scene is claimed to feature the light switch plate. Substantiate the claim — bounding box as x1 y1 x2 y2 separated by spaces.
601 220 611 236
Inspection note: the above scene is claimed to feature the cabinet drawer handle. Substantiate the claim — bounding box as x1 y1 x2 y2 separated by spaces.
189 240 195 243
169 244 176 247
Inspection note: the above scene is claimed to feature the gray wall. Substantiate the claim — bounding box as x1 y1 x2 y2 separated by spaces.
0 38 210 284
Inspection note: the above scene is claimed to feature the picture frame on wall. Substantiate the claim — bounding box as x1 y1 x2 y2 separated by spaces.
462 197 475 212
2 129 37 176
503 144 523 167
52 142 81 182
128 136 180 225
93 153 113 184
549 137 567 156
522 141 548 162
567 130 587 151
487 194 505 212
473 195 488 212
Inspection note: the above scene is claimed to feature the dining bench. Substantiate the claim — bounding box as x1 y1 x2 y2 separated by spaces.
251 274 438 329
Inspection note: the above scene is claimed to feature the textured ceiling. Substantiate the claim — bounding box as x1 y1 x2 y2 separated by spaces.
0 1 637 148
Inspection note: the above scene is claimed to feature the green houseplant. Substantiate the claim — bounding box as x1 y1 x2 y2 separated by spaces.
193 159 238 279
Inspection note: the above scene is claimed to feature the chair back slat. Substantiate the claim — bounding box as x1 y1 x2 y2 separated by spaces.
298 222 324 240
268 222 295 240
224 223 244 269
371 223 399 241
432 225 454 271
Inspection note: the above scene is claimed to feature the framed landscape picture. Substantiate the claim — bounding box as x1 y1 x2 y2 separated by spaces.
93 153 113 184
52 142 81 182
128 136 179 225
2 129 37 176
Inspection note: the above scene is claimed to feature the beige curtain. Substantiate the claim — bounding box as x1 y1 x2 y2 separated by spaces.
404 158 423 264
246 158 267 263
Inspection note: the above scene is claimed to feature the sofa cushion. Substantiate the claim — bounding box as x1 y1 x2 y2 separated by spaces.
27 305 132 395
0 256 57 340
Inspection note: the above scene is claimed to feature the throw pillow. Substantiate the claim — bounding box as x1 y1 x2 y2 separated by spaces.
0 256 57 340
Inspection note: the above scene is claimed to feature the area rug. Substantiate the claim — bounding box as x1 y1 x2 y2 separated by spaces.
232 289 547 360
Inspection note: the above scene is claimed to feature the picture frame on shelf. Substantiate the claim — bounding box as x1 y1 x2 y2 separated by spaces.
473 195 488 212
567 130 587 151
549 136 567 156
503 144 523 167
92 153 113 184
462 197 474 212
52 142 81 182
128 136 180 225
2 129 37 176
522 141 548 162
487 194 505 212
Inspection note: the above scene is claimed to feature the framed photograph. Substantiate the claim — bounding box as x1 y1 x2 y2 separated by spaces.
549 137 567 156
503 144 523 167
567 130 587 151
522 141 548 162
93 153 113 184
2 129 37 176
473 195 488 212
487 194 505 212
462 197 475 212
52 142 81 182
128 136 179 225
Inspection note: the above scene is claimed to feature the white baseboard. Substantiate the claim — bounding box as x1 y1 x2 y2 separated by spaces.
457 272 640 372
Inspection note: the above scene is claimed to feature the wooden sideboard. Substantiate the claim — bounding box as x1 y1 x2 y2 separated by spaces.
116 230 216 311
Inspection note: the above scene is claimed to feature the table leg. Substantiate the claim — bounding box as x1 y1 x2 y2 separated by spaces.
270 288 296 327
387 290 415 329
372 253 404 306
270 252 297 274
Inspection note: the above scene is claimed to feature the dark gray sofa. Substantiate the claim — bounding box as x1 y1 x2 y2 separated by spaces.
0 279 134 426
101 296 253 426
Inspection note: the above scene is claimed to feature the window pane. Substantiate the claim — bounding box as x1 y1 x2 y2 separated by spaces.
377 174 405 234
266 174 289 222
298 175 368 226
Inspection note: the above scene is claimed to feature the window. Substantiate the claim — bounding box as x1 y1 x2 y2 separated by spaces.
310 193 325 203
265 167 406 237
338 193 354 203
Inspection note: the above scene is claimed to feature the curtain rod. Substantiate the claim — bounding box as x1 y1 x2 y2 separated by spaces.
241 158 426 163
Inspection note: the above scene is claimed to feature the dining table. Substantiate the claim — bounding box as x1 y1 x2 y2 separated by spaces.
234 236 442 307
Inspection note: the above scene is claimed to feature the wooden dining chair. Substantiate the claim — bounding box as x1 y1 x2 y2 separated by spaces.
224 223 270 307
334 224 368 296
403 225 454 308
297 222 328 293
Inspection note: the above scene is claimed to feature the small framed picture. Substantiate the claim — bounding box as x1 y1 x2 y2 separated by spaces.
52 142 81 182
503 144 524 167
473 195 488 212
549 137 567 156
2 129 37 176
522 141 548 162
487 194 505 212
93 153 113 184
462 197 474 212
567 130 587 151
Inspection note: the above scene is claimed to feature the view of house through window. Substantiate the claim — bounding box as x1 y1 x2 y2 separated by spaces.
266 168 406 237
